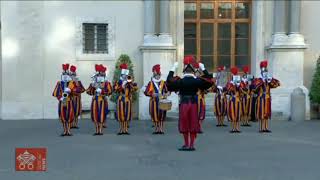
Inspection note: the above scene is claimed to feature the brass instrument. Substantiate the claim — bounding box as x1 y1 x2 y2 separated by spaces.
127 75 132 83
92 74 104 97
61 81 69 106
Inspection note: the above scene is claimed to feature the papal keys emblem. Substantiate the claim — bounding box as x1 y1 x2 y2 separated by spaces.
15 148 47 171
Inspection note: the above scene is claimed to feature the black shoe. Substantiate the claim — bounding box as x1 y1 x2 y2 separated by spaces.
160 132 165 135
103 125 107 128
74 126 79 129
67 133 73 136
60 133 67 137
259 130 265 133
117 132 123 135
152 132 158 135
93 133 99 136
123 132 130 135
265 129 272 133
229 130 235 133
198 131 203 134
235 130 241 133
222 124 228 127
178 146 189 151
216 124 221 127
70 127 75 129
189 147 196 151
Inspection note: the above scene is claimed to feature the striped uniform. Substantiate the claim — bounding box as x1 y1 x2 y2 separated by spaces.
114 80 138 122
196 90 206 121
226 82 246 122
86 82 113 123
241 81 252 119
251 78 280 120
144 80 168 123
52 81 76 123
73 81 86 118
213 88 227 117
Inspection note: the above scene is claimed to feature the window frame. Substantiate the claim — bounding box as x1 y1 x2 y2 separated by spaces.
184 0 251 72
75 17 115 61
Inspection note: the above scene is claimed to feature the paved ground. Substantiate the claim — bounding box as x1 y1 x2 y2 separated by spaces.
0 118 320 180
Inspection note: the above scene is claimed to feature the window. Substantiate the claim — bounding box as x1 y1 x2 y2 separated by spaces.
83 23 108 54
75 17 115 61
184 0 251 72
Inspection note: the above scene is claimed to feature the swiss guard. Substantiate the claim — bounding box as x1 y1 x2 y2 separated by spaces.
167 56 214 151
87 64 113 135
114 63 138 135
69 65 86 129
52 63 76 136
213 66 227 127
241 65 252 127
252 60 280 133
226 67 246 133
194 62 207 133
144 64 169 134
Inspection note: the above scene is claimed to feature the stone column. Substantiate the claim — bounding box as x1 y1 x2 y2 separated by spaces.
143 0 157 46
266 0 309 120
157 0 173 46
273 0 286 34
139 0 176 120
288 0 305 46
289 0 301 34
271 0 288 46
144 0 155 35
160 0 170 35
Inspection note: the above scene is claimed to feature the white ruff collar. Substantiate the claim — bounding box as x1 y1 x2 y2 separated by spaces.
182 73 196 79
152 77 161 83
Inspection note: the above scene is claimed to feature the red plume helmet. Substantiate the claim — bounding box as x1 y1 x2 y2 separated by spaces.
101 65 107 73
193 63 199 69
119 63 128 70
95 64 100 72
62 63 70 71
70 65 77 73
230 67 238 75
242 66 250 74
260 60 268 69
217 66 225 72
183 56 195 65
152 64 161 74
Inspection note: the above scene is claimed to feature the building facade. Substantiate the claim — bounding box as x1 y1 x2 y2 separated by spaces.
0 0 318 120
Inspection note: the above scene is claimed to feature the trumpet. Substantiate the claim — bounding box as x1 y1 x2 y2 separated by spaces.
127 75 132 83
61 82 69 106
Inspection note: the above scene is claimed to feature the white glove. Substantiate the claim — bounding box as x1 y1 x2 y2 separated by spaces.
217 86 223 90
267 78 272 83
199 63 205 71
64 88 71 93
96 88 102 94
170 62 179 71
59 97 64 101
122 81 127 88
242 78 248 83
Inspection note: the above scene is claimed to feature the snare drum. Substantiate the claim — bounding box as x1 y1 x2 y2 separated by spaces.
159 99 172 111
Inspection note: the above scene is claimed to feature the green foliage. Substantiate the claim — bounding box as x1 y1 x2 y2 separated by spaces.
110 54 138 103
310 56 320 104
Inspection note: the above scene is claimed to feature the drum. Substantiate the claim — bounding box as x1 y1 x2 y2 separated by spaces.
159 99 172 111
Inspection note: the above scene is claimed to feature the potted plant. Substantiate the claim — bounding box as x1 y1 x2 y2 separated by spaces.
309 56 320 118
